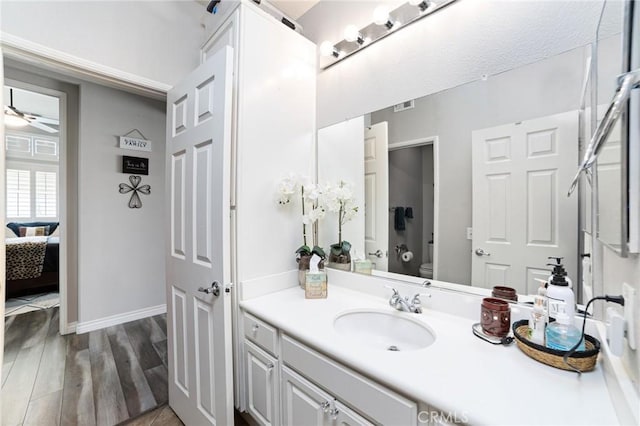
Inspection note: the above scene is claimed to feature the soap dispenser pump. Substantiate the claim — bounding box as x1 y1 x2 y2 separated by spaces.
546 257 575 320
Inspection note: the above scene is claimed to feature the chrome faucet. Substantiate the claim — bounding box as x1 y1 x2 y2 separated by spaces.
386 286 430 313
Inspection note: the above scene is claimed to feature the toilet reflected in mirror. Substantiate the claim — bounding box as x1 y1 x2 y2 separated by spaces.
419 242 433 279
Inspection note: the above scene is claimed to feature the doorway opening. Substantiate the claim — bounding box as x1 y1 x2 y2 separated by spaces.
388 140 437 279
3 83 65 320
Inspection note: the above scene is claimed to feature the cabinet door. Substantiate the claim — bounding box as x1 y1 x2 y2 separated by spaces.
281 366 333 426
245 340 279 426
332 401 374 426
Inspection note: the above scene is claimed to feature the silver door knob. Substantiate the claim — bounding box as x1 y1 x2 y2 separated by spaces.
368 249 383 258
198 281 220 296
475 248 491 257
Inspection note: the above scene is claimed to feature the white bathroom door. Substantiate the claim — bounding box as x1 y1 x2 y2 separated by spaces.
471 111 578 294
364 122 389 271
165 46 234 426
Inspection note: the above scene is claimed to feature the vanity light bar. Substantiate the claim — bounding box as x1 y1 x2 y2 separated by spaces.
319 0 458 69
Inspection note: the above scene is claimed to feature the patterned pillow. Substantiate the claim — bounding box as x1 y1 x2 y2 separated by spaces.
7 222 59 236
18 226 50 237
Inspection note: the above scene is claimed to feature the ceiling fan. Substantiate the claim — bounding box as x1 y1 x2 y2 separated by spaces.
4 88 59 134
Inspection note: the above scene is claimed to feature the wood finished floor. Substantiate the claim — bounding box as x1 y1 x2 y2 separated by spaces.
2 307 169 426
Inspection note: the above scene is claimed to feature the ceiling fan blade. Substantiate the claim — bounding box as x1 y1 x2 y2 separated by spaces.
5 105 24 117
27 120 58 134
30 116 59 125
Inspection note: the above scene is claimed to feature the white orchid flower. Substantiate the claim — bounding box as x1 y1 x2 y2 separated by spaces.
277 173 298 205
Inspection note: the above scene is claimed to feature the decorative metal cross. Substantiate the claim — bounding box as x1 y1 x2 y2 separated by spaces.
119 175 151 208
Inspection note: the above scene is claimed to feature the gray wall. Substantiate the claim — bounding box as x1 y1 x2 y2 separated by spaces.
388 146 423 276
78 82 166 324
371 45 588 285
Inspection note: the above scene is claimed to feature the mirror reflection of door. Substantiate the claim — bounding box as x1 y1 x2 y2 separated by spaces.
471 111 579 294
364 122 389 271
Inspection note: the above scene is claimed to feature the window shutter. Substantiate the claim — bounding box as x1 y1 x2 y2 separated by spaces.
6 169 31 218
35 171 57 218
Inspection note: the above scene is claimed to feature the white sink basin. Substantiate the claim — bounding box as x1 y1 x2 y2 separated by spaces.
333 309 436 351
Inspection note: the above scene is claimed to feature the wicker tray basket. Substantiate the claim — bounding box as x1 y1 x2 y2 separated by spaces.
512 319 600 372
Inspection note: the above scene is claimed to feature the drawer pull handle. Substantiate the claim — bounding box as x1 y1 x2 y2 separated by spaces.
266 362 274 372
321 401 331 412
252 324 259 332
329 408 339 420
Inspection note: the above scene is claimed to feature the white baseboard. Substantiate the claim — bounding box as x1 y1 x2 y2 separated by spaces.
76 304 167 334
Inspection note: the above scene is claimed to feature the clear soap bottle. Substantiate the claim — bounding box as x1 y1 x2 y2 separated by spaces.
545 302 585 351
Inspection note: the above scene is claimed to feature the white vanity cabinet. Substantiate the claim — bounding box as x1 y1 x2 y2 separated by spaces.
241 310 418 426
243 313 280 426
281 366 373 426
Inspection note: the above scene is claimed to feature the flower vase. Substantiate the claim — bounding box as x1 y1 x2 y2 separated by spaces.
296 254 325 289
328 251 351 271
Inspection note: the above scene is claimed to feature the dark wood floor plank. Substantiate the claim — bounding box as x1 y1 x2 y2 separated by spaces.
66 332 89 354
60 347 96 426
4 311 39 366
151 314 167 336
89 329 129 426
5 314 16 333
118 405 164 426
4 309 169 426
145 317 166 343
143 364 168 406
1 341 46 426
21 309 54 349
23 389 62 426
151 406 184 426
47 307 60 336
123 320 163 370
107 324 157 418
152 339 168 368
31 327 67 400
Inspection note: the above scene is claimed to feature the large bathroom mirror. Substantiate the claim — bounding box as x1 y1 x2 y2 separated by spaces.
317 2 625 299
595 0 634 256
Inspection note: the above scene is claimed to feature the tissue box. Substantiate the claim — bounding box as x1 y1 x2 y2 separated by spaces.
353 259 372 275
305 272 327 299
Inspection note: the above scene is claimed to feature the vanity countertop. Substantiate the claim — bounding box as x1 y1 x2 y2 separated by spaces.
240 285 619 426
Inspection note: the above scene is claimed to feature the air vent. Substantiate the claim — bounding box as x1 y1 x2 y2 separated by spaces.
393 100 415 112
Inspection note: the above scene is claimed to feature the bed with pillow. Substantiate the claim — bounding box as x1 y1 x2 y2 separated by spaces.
5 222 60 298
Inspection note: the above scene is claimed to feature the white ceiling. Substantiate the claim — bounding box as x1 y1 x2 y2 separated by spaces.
270 0 321 19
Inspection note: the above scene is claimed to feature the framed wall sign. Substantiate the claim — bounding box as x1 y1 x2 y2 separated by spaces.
122 155 149 175
120 136 152 152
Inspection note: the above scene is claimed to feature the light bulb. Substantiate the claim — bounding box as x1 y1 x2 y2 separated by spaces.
4 114 28 128
319 41 338 57
373 5 393 28
344 25 363 44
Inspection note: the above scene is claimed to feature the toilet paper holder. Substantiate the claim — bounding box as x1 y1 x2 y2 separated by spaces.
395 244 408 255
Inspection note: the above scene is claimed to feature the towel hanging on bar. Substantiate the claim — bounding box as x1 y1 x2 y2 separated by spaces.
394 207 406 231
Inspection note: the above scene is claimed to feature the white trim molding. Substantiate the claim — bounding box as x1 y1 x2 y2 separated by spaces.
76 304 167 334
1 33 171 100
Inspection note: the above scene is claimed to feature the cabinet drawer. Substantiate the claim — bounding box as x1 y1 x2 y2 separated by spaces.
281 335 417 426
243 312 278 356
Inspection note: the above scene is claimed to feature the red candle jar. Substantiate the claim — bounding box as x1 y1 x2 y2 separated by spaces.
491 286 518 302
481 297 511 337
